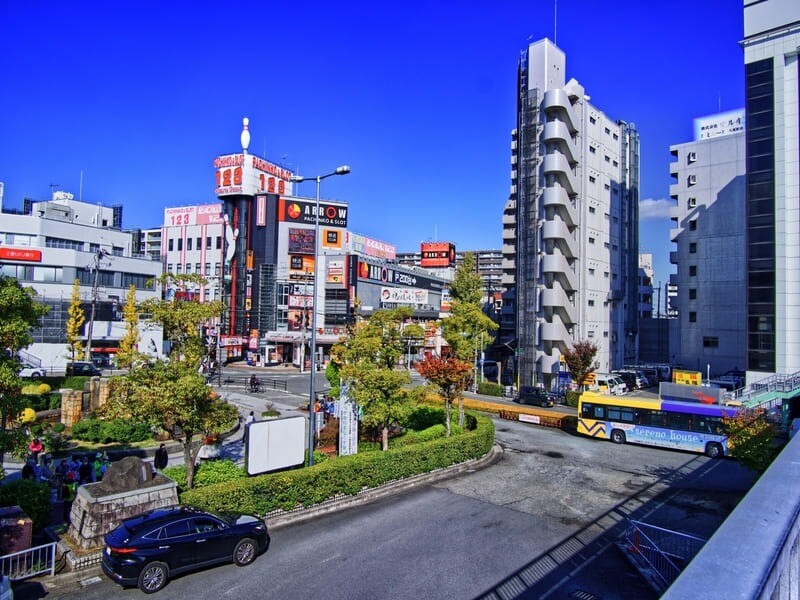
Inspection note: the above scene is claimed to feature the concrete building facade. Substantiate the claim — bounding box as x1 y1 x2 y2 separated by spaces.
512 38 639 388
742 0 800 379
668 111 746 376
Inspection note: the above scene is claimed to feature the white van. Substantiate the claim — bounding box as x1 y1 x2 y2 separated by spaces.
589 372 628 395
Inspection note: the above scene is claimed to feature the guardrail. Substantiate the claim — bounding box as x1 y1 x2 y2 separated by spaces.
623 520 706 593
0 541 58 581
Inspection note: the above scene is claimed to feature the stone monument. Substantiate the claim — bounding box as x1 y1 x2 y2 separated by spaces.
66 456 178 551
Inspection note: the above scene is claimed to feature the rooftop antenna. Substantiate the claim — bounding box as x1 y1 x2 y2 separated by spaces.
718 92 722 112
554 0 558 46
49 183 59 197
79 170 84 201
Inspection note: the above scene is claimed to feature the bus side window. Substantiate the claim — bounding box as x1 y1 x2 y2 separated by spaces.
581 403 593 418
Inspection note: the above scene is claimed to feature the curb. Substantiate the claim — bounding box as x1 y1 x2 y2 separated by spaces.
23 443 503 594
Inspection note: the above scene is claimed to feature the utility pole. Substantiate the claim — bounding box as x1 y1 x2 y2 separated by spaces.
84 249 109 362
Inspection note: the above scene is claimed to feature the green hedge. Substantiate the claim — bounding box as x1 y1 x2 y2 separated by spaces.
566 390 581 408
163 459 246 492
180 412 494 515
71 418 152 444
477 381 504 396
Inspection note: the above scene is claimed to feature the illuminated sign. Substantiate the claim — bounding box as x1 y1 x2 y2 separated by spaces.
0 247 42 262
380 287 429 305
420 241 455 268
693 109 745 141
214 154 292 197
356 260 444 291
278 197 348 227
346 232 396 259
164 204 223 227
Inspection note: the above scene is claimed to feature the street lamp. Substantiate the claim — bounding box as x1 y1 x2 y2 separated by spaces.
289 165 350 466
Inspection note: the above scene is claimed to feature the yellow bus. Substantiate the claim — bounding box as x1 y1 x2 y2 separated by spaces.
577 392 738 458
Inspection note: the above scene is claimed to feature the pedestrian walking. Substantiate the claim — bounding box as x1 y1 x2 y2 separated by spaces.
245 411 255 425
154 444 169 470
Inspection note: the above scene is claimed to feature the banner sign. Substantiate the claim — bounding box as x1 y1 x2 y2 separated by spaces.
380 287 429 305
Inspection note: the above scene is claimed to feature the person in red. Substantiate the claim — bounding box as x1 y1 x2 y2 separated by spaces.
28 438 44 464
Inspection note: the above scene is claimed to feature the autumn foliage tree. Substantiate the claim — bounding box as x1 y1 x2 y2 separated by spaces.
723 409 779 474
116 284 141 369
65 279 85 361
416 356 473 437
562 340 598 390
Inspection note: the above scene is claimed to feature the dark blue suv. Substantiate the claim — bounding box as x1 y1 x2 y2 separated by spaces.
102 506 270 593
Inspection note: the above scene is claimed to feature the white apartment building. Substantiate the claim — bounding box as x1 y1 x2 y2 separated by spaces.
638 253 654 320
0 192 163 365
668 111 746 376
512 38 639 388
742 0 800 379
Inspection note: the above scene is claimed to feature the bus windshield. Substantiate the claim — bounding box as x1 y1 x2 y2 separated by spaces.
576 392 739 458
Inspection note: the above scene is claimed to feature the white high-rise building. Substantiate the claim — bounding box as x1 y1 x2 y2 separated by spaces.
668 110 746 376
511 38 639 388
742 1 800 378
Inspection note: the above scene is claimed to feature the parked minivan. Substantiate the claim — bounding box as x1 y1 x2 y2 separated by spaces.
588 372 627 395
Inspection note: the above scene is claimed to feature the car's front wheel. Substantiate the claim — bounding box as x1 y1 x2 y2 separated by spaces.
138 561 169 594
234 538 258 566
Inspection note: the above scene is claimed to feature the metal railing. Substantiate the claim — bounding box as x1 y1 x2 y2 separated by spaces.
623 519 706 593
0 541 58 581
731 370 800 409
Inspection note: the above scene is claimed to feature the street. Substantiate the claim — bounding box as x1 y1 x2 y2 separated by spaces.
42 410 754 600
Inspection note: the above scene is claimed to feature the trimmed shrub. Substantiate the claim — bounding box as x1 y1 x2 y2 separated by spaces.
477 381 504 396
401 405 445 431
164 459 246 492
70 418 151 444
391 424 448 448
180 412 494 515
0 479 52 531
566 390 581 408
36 383 51 395
19 408 36 424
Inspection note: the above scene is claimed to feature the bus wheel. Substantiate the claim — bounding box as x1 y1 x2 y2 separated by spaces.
705 443 723 458
610 429 626 444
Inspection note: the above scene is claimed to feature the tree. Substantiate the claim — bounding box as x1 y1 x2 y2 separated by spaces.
562 340 598 390
416 355 473 437
116 284 141 369
441 253 498 426
331 308 413 450
102 361 237 489
0 277 49 466
65 279 85 361
724 410 779 474
103 273 232 489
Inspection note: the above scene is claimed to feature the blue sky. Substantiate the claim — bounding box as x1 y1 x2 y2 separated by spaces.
0 1 744 288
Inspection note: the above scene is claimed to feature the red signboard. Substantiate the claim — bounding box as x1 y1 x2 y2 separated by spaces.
0 248 42 262
420 242 455 268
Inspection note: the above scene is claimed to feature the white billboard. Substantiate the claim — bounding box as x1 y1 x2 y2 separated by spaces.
693 109 745 141
244 416 306 475
380 287 429 305
214 153 293 197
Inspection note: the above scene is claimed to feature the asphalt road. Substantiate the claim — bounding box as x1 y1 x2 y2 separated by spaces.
35 412 754 600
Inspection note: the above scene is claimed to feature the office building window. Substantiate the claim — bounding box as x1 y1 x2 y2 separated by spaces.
588 268 595 276
215 262 220 276
205 262 210 275
185 264 192 274
689 220 697 231
589 206 596 213
604 127 610 135
589 237 596 244
589 116 596 124
689 312 697 323
196 237 202 249
689 243 697 253
688 197 697 208
689 265 697 276
206 236 212 249
177 239 183 251
589 175 596 183
176 264 182 274
689 288 697 300
168 239 174 251
588 299 595 307
195 263 201 274
589 146 596 154
187 238 192 251
703 337 719 348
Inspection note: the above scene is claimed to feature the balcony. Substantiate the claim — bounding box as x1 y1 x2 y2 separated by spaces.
541 254 577 291
542 187 577 226
540 319 572 346
542 89 579 133
670 251 679 264
541 220 577 258
542 155 578 195
540 286 577 324
542 120 579 164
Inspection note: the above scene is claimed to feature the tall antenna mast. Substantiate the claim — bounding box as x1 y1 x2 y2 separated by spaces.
554 0 558 46
79 170 84 201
